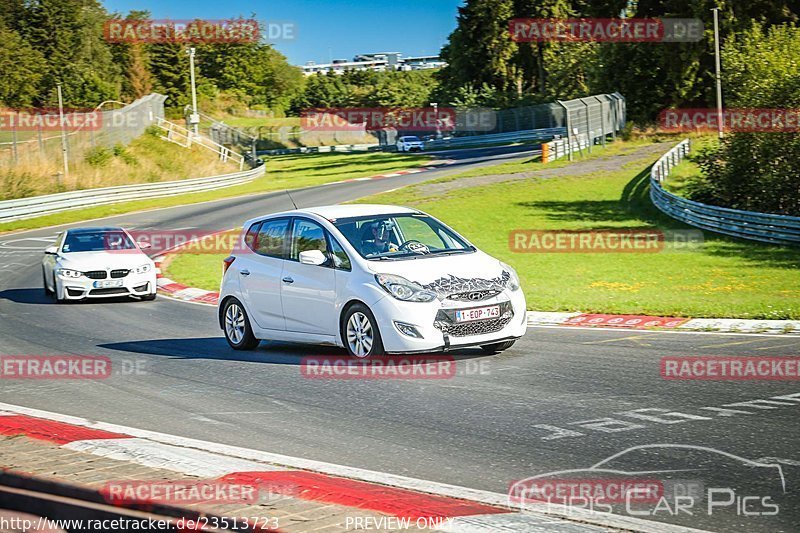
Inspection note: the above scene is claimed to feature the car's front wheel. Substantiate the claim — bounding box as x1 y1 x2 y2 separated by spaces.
51 273 68 304
342 304 384 358
43 268 53 295
480 340 516 354
223 298 259 350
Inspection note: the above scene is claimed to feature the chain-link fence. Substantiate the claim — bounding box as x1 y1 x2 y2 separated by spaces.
0 94 167 171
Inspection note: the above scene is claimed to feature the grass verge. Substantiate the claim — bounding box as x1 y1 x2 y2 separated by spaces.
1 151 431 234
346 140 799 319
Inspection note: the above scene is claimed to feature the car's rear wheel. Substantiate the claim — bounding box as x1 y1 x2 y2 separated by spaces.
342 303 384 358
480 340 516 354
223 298 259 350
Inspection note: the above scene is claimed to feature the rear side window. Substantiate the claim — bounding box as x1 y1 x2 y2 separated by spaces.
253 218 290 258
244 223 261 251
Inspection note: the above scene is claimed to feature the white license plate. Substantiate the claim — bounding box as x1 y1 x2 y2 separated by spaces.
93 279 123 288
455 305 500 323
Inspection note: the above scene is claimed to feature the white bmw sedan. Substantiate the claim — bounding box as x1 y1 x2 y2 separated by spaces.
218 205 527 357
42 227 157 302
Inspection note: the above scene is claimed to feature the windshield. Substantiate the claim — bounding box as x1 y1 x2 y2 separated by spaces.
402 136 421 142
62 231 136 253
332 213 472 260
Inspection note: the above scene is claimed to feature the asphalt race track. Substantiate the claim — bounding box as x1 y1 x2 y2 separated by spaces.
1 145 798 532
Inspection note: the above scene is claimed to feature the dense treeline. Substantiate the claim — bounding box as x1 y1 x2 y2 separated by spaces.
436 0 799 122
0 0 304 114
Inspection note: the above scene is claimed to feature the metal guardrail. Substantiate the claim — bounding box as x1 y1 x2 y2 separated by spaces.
259 143 382 156
542 134 590 163
650 139 800 245
259 127 566 156
423 127 566 150
0 165 265 223
155 118 245 169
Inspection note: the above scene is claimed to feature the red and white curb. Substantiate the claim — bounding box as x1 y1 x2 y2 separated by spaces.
526 312 800 335
0 403 708 533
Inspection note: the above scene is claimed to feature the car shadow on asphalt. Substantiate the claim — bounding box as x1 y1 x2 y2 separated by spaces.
98 337 490 366
0 288 147 305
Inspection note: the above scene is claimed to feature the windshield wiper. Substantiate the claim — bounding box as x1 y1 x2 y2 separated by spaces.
427 248 472 256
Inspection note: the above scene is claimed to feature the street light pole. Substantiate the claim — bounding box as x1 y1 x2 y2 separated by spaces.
431 102 441 139
712 8 724 139
188 47 200 136
57 84 69 184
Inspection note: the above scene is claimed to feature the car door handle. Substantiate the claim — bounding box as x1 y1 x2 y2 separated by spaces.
240 269 250 276
282 276 294 284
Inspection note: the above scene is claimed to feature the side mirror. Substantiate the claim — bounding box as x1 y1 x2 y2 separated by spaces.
299 249 327 266
137 241 152 250
44 246 58 255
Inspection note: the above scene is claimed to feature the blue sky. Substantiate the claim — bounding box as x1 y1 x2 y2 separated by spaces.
103 0 464 65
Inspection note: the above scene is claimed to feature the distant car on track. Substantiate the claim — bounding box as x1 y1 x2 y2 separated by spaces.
218 204 527 356
42 227 157 303
396 135 425 152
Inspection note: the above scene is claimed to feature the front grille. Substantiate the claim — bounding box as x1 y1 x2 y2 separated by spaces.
84 270 107 279
89 287 128 295
433 301 514 337
448 289 500 302
436 316 513 337
110 269 129 278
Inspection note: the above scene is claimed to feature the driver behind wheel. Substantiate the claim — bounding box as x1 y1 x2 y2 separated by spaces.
361 220 398 256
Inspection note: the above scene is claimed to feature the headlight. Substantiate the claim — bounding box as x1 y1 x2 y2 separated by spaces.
134 264 151 274
375 273 437 302
501 262 521 291
57 268 82 278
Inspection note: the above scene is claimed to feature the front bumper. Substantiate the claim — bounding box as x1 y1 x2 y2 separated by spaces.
370 289 527 353
58 272 157 300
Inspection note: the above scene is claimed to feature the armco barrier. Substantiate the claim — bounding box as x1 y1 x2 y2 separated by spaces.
424 127 566 150
541 134 589 163
0 165 265 223
650 139 800 245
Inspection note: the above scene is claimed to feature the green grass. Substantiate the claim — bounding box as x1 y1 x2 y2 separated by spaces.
346 140 800 319
0 151 432 233
164 254 224 292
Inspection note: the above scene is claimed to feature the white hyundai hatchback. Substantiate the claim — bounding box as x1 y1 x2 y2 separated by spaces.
218 205 526 357
42 227 157 302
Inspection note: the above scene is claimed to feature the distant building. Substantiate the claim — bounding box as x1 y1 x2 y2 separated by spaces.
301 52 445 75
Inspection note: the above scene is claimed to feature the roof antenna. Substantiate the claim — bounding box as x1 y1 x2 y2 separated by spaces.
285 190 298 210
